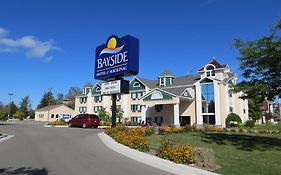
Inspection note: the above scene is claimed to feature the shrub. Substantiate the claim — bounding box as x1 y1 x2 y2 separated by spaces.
105 127 151 152
48 119 67 126
226 113 242 127
209 127 224 132
156 138 193 164
245 120 255 128
193 147 220 171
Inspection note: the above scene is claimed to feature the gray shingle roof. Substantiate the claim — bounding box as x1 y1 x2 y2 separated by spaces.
84 83 93 88
36 104 64 111
161 87 187 96
137 75 199 89
160 70 173 77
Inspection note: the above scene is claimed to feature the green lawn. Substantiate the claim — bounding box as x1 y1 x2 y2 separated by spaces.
146 132 281 175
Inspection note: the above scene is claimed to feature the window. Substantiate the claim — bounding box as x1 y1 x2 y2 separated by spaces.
94 96 102 102
201 83 215 113
39 114 44 118
56 114 59 118
51 114 54 118
206 65 215 77
228 89 233 97
159 77 165 86
94 106 102 113
155 105 163 112
131 92 137 100
151 91 163 100
131 104 141 112
137 92 143 99
243 109 246 114
80 97 87 103
79 107 87 113
117 94 121 101
131 116 141 123
133 82 140 87
96 86 101 92
229 107 233 113
203 115 215 124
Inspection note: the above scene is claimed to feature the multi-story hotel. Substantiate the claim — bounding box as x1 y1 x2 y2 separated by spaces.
75 59 249 127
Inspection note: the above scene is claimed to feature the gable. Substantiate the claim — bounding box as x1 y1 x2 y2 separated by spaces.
92 84 101 95
180 89 192 98
129 78 146 91
143 89 173 101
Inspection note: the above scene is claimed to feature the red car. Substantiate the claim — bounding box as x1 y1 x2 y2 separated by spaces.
68 114 100 128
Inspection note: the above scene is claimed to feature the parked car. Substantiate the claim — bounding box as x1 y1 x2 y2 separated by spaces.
68 114 100 128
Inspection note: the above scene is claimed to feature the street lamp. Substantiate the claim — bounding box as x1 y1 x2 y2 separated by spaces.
8 93 14 120
47 87 52 122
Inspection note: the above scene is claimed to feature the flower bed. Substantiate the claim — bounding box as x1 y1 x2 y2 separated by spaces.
105 127 154 152
156 138 193 165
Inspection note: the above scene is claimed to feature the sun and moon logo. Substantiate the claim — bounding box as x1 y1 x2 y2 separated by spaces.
99 37 125 56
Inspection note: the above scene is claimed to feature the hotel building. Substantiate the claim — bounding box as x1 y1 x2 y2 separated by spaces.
75 59 248 127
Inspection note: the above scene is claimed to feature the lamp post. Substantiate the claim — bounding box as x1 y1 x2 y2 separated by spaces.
8 93 14 121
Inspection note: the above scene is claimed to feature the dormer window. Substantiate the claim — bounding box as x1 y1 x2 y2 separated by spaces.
133 82 140 87
159 77 165 86
206 65 215 77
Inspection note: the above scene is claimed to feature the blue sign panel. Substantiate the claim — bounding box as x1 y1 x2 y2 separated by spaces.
95 35 139 80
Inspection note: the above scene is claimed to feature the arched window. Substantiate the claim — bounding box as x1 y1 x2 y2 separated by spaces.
205 65 215 77
151 91 163 99
96 86 101 92
133 82 141 87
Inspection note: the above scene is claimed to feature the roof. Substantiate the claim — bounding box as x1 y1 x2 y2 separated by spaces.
161 87 188 96
36 104 67 111
137 75 199 89
198 59 224 71
84 83 93 88
160 70 173 77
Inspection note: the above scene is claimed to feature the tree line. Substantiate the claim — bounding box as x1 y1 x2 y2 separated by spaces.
0 86 81 120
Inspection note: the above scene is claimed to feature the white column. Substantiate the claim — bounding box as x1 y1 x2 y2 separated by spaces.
173 103 180 127
195 82 203 125
214 81 222 126
141 105 147 124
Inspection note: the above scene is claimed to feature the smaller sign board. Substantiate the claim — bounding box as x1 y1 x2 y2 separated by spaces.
101 79 129 95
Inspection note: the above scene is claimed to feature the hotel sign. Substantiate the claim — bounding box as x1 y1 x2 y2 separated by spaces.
101 79 129 95
95 35 139 81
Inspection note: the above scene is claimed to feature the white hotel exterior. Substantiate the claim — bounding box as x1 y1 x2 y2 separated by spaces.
75 59 249 127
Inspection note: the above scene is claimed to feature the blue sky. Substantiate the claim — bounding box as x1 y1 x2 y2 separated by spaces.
0 0 280 108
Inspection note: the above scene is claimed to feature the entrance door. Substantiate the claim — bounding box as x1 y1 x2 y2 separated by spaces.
154 116 163 126
180 116 190 126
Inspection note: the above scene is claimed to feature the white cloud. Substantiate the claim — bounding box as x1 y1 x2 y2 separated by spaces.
0 27 59 61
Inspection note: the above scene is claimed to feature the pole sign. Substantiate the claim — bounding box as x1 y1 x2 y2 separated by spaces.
95 35 139 81
101 79 129 95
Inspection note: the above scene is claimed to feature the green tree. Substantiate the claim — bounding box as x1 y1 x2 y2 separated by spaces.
234 20 281 101
18 96 31 118
67 87 81 101
37 91 56 109
116 106 124 123
56 93 65 104
98 107 110 122
14 110 25 120
8 102 18 117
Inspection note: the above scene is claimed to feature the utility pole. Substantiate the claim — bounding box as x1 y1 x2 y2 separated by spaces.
8 93 14 121
47 87 52 122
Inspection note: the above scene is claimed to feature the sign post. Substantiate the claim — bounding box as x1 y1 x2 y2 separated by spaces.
95 35 139 127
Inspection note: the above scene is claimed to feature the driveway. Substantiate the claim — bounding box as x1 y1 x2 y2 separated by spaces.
0 121 172 175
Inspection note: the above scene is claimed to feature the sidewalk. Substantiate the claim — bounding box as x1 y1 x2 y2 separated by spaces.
98 132 219 175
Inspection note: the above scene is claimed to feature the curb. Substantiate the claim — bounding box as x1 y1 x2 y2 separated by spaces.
43 125 68 128
0 135 15 143
98 132 219 175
